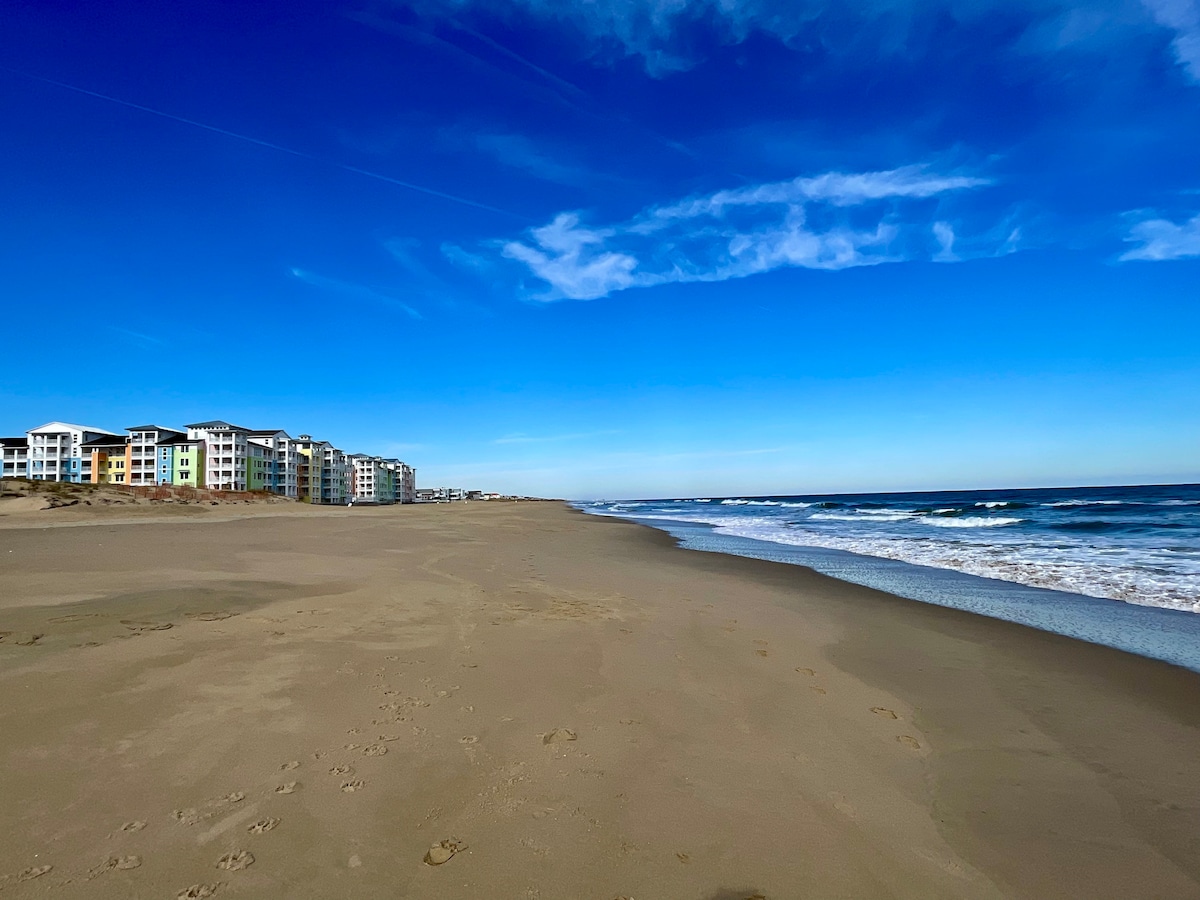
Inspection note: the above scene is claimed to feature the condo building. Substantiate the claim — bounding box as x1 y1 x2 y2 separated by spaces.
3 418 418 504
1 437 29 479
26 422 120 483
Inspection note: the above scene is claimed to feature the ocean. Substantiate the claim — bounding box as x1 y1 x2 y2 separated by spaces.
577 483 1200 671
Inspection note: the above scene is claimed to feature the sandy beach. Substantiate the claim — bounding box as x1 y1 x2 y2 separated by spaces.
1 500 1198 899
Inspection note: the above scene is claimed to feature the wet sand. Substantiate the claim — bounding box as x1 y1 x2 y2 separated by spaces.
1 501 1198 898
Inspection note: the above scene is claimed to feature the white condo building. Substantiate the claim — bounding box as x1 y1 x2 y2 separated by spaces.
351 455 385 503
25 422 120 483
186 420 252 492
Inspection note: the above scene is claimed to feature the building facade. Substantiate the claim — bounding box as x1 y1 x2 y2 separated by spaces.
186 421 253 492
26 422 120 483
1 437 29 479
4 418 421 503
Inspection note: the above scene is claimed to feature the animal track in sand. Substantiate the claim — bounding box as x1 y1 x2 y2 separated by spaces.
120 820 147 832
215 851 254 871
340 779 365 793
542 728 577 745
178 883 222 899
275 782 299 794
281 760 300 770
363 743 388 756
897 735 922 750
248 817 279 833
795 667 816 676
18 865 52 881
329 765 355 777
871 707 899 719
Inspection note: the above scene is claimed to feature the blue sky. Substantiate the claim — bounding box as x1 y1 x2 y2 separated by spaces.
2 0 1198 498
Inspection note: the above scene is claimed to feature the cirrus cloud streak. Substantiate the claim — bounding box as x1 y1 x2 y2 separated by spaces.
496 166 994 300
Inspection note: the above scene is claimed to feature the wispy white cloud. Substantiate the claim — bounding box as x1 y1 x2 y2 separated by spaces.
1120 210 1200 260
397 0 1195 79
1141 0 1200 81
289 267 422 318
469 132 593 185
492 166 993 300
932 221 958 262
493 429 623 444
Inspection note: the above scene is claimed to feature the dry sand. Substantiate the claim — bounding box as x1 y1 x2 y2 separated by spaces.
0 501 1198 899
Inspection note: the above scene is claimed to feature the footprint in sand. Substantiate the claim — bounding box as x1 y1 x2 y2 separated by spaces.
753 639 768 646
362 744 388 756
121 620 173 632
18 865 53 881
275 782 299 794
89 856 142 878
459 735 479 744
329 765 355 777
897 735 922 750
542 728 577 745
344 743 360 751
341 779 365 793
10 633 44 646
120 820 147 832
871 707 899 720
186 612 234 622
755 648 769 657
215 851 254 871
280 761 300 771
49 613 100 623
675 852 691 864
810 686 827 695
248 817 280 834
795 667 816 676
177 884 222 899
423 838 467 866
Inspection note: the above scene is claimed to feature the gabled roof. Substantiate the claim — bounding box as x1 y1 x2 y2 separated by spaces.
185 420 251 432
125 424 185 434
248 429 293 439
158 434 202 446
0 436 28 447
28 422 119 436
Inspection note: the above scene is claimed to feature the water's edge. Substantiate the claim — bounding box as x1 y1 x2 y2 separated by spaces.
592 512 1200 673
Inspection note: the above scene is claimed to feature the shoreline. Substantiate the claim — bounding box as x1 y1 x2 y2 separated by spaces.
2 501 1198 897
586 510 1200 673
